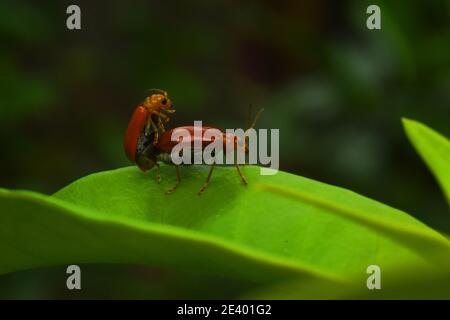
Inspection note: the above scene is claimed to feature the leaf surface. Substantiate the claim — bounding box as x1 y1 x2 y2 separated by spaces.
1 164 445 296
403 118 450 207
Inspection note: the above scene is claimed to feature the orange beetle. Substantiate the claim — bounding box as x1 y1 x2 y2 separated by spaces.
124 89 175 164
126 108 264 195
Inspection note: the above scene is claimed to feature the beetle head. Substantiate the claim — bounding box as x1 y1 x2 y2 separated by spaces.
143 89 175 114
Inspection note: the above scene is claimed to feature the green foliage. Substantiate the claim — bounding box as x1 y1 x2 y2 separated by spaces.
0 119 449 298
403 118 450 207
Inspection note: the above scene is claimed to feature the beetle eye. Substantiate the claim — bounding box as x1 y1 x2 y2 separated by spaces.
161 98 167 105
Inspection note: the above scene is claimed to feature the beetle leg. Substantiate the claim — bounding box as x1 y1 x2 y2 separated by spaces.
157 117 165 132
150 110 170 127
151 111 170 131
155 163 161 184
198 163 216 195
145 117 153 136
145 117 160 144
157 112 170 123
235 164 248 185
145 116 155 136
153 131 159 144
146 117 161 145
166 165 181 194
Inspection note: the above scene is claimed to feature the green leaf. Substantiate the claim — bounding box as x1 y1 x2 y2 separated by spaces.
258 183 450 267
0 187 338 285
1 165 447 298
403 118 450 207
53 166 441 273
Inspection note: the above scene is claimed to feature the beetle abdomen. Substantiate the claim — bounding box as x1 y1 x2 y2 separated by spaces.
124 106 148 162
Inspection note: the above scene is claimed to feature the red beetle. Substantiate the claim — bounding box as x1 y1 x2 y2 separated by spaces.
124 89 175 163
155 126 248 194
126 109 263 195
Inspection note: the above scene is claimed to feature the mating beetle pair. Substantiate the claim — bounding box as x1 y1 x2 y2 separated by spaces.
123 88 175 162
124 89 258 195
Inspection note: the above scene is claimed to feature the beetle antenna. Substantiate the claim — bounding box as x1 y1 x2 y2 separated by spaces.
242 107 264 162
246 107 264 132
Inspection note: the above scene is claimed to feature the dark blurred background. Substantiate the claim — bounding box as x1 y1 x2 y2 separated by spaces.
0 0 449 298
